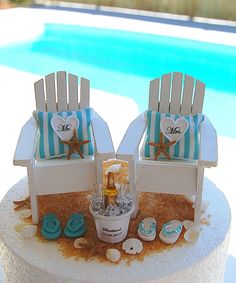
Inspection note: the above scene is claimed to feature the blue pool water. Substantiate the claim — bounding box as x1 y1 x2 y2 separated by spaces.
0 23 236 137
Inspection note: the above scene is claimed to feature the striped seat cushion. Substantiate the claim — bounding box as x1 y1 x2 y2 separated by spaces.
33 108 94 159
141 110 204 160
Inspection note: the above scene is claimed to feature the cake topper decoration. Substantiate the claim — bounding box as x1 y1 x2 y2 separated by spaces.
19 225 37 239
149 132 176 160
103 172 118 208
74 238 89 249
18 209 32 219
138 217 156 241
159 220 183 244
106 248 121 263
51 115 79 141
13 196 31 211
184 227 200 243
61 129 90 160
122 238 143 255
160 116 189 142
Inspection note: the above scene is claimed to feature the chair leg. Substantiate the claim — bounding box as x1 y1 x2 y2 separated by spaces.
194 166 204 223
27 165 39 224
129 157 138 219
96 158 103 185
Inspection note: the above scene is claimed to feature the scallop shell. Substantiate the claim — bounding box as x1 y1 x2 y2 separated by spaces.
19 225 37 239
105 164 122 175
184 228 200 243
122 238 143 255
74 238 88 249
106 248 121 263
183 220 195 230
19 209 32 219
14 223 27 232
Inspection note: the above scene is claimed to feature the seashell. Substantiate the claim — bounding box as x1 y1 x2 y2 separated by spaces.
14 223 27 232
184 195 195 203
122 238 143 255
105 164 122 175
19 209 32 219
19 225 37 239
192 201 209 212
183 220 195 230
200 217 210 225
184 228 200 243
74 238 89 249
106 248 121 263
201 201 209 213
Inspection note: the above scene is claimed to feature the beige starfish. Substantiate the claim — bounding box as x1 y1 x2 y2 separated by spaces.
61 129 90 160
149 132 176 161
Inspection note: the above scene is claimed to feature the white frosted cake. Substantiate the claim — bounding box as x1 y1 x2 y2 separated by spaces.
0 176 230 283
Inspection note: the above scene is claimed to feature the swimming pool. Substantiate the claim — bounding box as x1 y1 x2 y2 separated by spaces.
0 23 236 137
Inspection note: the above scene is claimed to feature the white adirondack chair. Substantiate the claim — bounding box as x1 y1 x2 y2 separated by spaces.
117 72 218 223
13 71 115 224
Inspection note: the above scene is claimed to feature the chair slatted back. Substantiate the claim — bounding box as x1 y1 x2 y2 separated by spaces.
34 71 90 112
148 72 205 115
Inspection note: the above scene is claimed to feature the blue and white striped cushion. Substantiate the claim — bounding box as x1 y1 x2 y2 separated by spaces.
141 110 204 160
33 108 94 159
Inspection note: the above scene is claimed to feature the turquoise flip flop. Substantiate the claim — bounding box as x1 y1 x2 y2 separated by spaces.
138 217 156 241
41 213 62 240
64 213 86 239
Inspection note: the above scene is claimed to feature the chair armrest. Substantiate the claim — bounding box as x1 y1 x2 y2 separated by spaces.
13 117 38 167
199 115 218 167
91 111 115 160
116 113 147 161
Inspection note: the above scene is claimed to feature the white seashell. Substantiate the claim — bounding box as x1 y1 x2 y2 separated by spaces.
14 223 27 232
106 248 121 263
183 220 195 230
200 217 210 225
105 164 122 175
19 209 32 219
201 201 209 212
184 228 200 243
19 225 37 239
184 195 195 203
192 201 209 212
74 238 88 249
122 238 143 255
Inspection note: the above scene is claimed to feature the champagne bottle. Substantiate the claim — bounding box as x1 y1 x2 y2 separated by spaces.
104 172 118 208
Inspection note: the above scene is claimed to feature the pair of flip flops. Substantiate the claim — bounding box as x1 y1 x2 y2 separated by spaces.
138 218 183 244
41 213 86 240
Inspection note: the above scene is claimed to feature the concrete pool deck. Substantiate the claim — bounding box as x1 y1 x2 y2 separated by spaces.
0 7 236 282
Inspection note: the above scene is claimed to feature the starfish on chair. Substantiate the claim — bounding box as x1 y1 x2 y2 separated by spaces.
149 132 176 161
61 129 90 160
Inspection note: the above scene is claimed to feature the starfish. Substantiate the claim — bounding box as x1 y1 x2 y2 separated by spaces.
13 196 31 210
149 132 176 161
61 129 90 160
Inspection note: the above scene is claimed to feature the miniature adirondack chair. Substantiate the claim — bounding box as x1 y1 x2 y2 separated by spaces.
13 71 115 224
117 72 218 223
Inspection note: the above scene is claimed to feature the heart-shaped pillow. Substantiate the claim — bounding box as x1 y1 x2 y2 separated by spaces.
51 115 79 141
160 117 189 142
